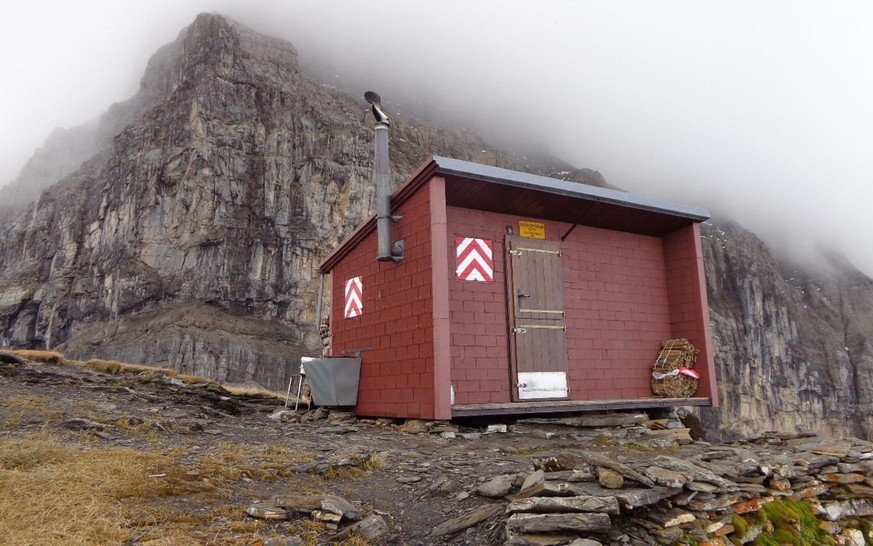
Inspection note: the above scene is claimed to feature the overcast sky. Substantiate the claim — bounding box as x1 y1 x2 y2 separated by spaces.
2 1 872 275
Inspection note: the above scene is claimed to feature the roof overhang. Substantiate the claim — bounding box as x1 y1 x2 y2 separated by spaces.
318 156 710 273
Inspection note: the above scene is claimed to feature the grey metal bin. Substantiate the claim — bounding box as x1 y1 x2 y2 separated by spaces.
301 357 362 406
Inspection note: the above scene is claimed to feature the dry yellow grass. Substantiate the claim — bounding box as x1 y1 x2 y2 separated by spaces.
82 359 214 386
199 441 318 483
0 352 367 544
84 358 177 377
8 349 64 364
0 394 65 430
11 351 281 400
223 384 287 401
0 434 272 545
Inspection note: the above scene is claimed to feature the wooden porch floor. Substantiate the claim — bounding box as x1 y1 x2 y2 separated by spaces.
451 397 710 418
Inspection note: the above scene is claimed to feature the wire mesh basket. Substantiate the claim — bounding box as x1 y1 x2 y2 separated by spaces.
651 339 699 397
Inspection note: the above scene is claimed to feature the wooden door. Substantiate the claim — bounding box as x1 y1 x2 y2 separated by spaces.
505 236 569 400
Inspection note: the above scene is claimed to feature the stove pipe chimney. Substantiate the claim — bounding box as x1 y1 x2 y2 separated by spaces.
365 91 403 262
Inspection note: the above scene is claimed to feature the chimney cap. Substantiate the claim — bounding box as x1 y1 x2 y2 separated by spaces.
364 90 390 126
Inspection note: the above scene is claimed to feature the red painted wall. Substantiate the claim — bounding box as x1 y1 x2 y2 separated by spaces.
663 223 718 405
329 183 438 418
561 226 672 401
447 208 513 405
446 207 711 405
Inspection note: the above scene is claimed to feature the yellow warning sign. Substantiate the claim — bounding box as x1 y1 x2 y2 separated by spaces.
519 220 546 239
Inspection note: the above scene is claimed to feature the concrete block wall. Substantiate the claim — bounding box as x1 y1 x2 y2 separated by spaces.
329 183 437 418
446 207 512 405
446 208 701 404
561 226 672 400
663 223 718 404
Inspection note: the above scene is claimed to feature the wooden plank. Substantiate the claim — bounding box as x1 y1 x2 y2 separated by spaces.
506 235 521 401
451 397 711 417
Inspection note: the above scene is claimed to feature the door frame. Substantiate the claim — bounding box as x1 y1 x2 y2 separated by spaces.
504 235 569 401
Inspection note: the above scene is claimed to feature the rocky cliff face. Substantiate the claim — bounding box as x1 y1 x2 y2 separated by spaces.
701 221 873 440
1 13 871 439
0 14 524 390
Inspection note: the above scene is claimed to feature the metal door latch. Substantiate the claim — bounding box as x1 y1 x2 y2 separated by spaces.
512 327 527 334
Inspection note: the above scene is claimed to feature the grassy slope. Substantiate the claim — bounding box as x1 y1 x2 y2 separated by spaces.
0 350 363 546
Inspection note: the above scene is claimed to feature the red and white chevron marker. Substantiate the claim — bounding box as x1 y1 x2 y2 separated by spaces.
344 276 363 318
455 237 494 282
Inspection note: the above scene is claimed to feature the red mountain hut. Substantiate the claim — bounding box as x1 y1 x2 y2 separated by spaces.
315 155 717 420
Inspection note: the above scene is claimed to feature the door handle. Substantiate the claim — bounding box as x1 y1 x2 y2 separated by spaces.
516 290 530 298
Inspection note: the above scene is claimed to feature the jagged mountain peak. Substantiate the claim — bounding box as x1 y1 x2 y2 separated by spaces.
0 12 517 391
139 13 299 103
0 13 302 221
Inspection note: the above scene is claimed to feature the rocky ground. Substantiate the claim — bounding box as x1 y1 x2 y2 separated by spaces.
1 351 872 546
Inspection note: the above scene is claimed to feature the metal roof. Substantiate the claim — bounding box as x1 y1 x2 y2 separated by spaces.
318 156 710 273
431 155 710 221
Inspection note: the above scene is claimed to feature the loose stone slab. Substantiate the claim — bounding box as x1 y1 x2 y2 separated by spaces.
508 495 620 515
615 487 682 510
246 502 289 520
515 470 546 499
321 495 363 521
597 467 624 489
670 489 698 506
652 525 686 543
811 439 854 458
767 477 792 491
732 497 774 515
846 484 873 499
580 453 655 488
687 493 742 512
819 473 867 484
539 482 577 497
273 495 325 513
645 508 696 528
312 510 341 523
430 503 505 537
476 475 516 498
506 512 611 534
271 494 361 521
650 455 736 489
644 466 688 488
794 452 841 471
686 481 720 493
329 515 391 544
